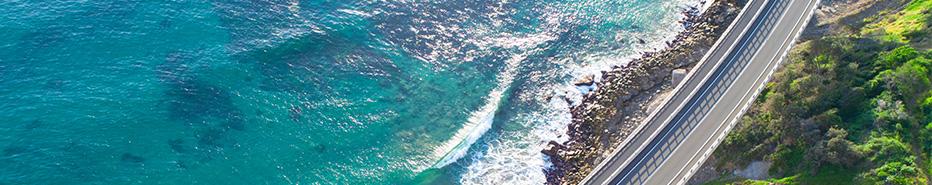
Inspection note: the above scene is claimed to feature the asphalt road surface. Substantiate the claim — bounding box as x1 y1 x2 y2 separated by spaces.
580 0 819 184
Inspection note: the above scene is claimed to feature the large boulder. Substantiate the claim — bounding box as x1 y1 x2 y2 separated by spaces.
672 68 688 85
574 74 596 86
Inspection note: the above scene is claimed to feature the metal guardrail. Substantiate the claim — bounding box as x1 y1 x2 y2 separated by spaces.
675 0 821 183
578 0 767 184
615 0 791 184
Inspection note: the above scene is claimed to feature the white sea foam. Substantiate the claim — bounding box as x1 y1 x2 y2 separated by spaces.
457 0 711 184
423 0 562 170
459 90 574 184
429 51 523 169
429 36 554 169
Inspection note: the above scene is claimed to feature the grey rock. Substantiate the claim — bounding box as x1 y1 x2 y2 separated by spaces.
574 74 596 86
672 68 688 85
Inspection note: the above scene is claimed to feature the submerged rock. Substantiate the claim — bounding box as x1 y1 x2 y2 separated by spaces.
23 119 41 130
3 146 28 157
168 139 187 153
121 153 146 164
314 144 327 153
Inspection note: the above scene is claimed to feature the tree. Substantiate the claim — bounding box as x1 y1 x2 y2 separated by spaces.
860 136 911 163
873 92 910 129
921 122 932 153
823 127 861 167
861 160 926 185
804 141 828 172
877 46 919 71
804 127 861 171
891 58 932 108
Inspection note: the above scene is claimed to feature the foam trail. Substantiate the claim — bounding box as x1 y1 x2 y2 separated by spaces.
458 0 712 183
428 49 535 169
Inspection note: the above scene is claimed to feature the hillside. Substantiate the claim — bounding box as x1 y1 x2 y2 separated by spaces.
700 0 932 184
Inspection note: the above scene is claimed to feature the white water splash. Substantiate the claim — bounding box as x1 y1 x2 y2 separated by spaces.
428 31 555 168
428 51 524 169
457 0 712 184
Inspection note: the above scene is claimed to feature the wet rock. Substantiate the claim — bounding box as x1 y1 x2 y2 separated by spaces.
542 141 565 157
574 74 596 86
543 1 742 184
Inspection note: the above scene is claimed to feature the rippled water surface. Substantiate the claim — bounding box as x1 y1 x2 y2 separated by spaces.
0 0 705 184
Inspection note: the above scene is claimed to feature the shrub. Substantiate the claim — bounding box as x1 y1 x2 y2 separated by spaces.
859 136 912 163
860 160 926 185
878 46 920 70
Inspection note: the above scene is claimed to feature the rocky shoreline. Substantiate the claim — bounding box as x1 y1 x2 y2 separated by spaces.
541 1 744 184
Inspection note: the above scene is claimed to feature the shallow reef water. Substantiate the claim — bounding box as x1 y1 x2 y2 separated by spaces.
0 0 704 184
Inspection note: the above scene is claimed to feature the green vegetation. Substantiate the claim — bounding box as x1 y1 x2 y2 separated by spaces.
708 0 932 184
862 0 932 48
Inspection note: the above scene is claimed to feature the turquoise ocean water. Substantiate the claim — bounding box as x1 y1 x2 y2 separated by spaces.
0 0 705 184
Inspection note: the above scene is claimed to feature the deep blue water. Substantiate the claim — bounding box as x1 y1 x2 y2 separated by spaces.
0 0 704 184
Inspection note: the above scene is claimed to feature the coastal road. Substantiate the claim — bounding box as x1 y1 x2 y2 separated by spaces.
580 0 819 184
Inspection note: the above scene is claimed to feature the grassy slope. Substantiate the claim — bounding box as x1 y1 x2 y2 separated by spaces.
705 0 932 184
862 0 932 49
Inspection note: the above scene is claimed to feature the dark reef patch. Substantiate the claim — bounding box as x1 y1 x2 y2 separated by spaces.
157 50 248 167
196 128 229 148
3 145 28 157
174 160 188 169
244 31 401 95
314 144 327 153
17 29 68 51
223 117 246 131
210 0 406 94
120 153 145 163
165 77 244 131
22 120 42 130
168 139 187 154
